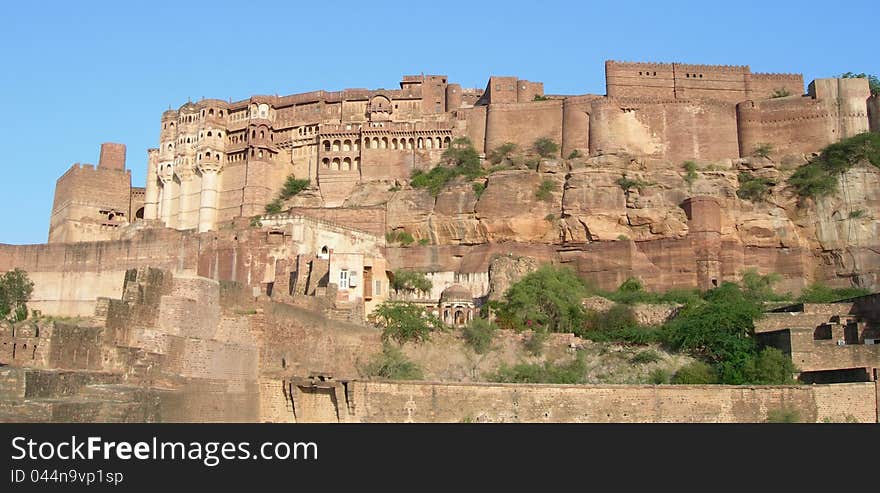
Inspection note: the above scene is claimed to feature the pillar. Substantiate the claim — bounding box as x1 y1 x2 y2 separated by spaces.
198 163 221 233
144 149 160 220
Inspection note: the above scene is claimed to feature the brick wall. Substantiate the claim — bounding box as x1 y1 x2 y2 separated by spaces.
284 379 878 423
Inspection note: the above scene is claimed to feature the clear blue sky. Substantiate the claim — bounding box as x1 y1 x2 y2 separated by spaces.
0 0 875 244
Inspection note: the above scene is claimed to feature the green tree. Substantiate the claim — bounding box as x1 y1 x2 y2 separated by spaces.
0 269 34 322
279 176 309 199
360 343 423 380
487 142 517 165
372 301 440 344
671 361 718 384
533 138 559 158
462 318 497 354
494 264 590 333
389 269 432 296
797 282 870 303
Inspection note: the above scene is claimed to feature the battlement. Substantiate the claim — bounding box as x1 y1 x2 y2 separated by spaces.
751 72 804 80
606 60 673 70
675 62 750 73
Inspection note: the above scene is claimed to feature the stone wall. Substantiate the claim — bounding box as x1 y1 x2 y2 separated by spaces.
282 378 878 423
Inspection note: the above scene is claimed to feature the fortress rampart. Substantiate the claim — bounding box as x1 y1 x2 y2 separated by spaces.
55 59 861 241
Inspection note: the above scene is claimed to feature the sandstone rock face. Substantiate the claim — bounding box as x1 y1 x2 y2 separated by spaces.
361 154 880 292
476 170 563 243
487 255 540 301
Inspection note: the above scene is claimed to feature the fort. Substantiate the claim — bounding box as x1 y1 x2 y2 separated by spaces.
2 60 880 422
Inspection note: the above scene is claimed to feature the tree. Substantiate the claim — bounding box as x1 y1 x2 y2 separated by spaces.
533 138 559 158
372 301 440 344
494 264 590 333
487 142 517 165
389 269 432 296
0 269 34 322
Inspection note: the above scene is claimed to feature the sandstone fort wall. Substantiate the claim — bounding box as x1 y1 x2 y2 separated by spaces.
281 378 878 423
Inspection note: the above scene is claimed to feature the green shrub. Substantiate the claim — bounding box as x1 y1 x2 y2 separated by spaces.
742 347 797 385
617 234 630 241
389 269 432 295
462 318 497 354
372 301 440 344
533 138 559 158
279 176 309 200
264 199 283 214
740 269 786 302
618 277 644 293
361 343 423 380
567 149 584 159
648 368 671 384
249 216 263 228
411 137 484 196
535 179 555 201
490 354 587 384
797 283 870 303
631 349 662 365
789 133 880 199
682 161 698 187
523 331 547 356
533 94 551 101
753 143 774 158
494 265 590 333
418 238 430 246
671 361 718 384
410 166 459 196
770 88 791 98
386 230 415 246
616 173 652 192
848 209 866 219
766 408 801 423
0 269 33 323
736 172 773 202
472 182 486 198
487 142 517 164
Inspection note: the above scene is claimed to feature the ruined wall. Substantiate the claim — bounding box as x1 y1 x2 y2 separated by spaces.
562 96 597 157
485 100 563 156
737 78 871 158
605 61 804 103
49 163 132 243
283 379 878 423
589 98 739 162
869 94 880 132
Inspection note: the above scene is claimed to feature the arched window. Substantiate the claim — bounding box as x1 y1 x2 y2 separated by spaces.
209 109 214 116
381 137 388 149
407 138 414 149
260 131 264 139
332 140 341 151
425 137 433 149
435 137 442 148
342 157 351 170
364 138 371 149
207 131 212 137
322 158 330 168
372 137 379 148
331 158 340 170
417 137 424 149
343 139 351 151
443 136 451 147
392 138 398 150
353 157 360 170
324 140 331 152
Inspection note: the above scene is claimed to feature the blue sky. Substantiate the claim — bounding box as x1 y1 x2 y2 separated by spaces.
0 0 875 244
